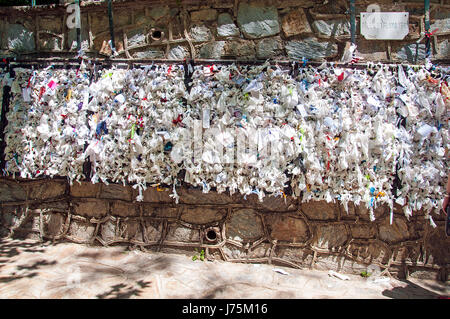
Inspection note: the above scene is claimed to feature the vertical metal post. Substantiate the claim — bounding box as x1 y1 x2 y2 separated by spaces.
350 0 356 44
76 0 81 52
424 0 431 57
108 0 116 54
0 62 12 174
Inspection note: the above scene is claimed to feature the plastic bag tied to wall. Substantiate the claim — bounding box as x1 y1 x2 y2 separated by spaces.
1 61 449 225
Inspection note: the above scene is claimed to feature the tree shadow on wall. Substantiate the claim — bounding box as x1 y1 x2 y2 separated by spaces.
382 280 446 299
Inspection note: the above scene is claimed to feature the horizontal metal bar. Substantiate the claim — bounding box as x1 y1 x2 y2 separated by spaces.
1 58 450 70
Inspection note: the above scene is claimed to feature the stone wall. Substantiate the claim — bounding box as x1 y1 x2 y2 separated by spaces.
0 177 448 281
0 0 449 282
0 0 449 63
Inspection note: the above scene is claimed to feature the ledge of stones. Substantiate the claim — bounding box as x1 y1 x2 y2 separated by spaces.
0 178 448 281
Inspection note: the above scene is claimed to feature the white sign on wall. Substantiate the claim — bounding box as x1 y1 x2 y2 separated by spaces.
361 12 409 40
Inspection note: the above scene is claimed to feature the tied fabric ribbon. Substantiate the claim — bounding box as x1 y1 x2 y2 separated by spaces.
39 86 46 101
172 114 183 125
425 29 439 38
66 89 72 102
301 57 308 67
96 121 108 137
130 123 136 139
48 80 57 90
206 65 215 74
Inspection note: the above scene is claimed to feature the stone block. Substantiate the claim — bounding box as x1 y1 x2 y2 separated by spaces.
436 39 449 60
394 43 426 63
126 28 148 48
264 215 308 243
431 11 450 35
347 241 390 265
190 25 213 42
237 3 280 39
355 39 387 61
100 219 116 242
0 180 26 202
142 220 162 242
276 0 315 8
143 206 178 218
222 244 246 259
339 201 357 219
33 200 69 212
275 247 314 265
135 10 151 25
357 204 387 221
217 13 240 37
99 184 132 201
119 219 142 242
178 187 233 205
43 212 65 237
39 16 62 34
90 13 110 34
191 9 218 22
301 200 337 220
256 36 283 59
286 38 338 60
180 208 226 224
378 216 410 244
391 245 421 265
3 24 35 52
198 41 226 58
74 199 108 218
282 8 312 37
111 201 138 217
226 209 264 241
168 45 190 59
423 229 450 265
248 243 271 259
38 33 62 51
313 253 342 271
223 40 256 59
70 181 101 197
166 225 199 242
148 6 170 21
115 12 131 27
312 19 351 38
312 224 348 250
28 181 66 200
350 224 377 239
68 220 95 242
139 186 173 203
0 206 27 231
240 193 297 212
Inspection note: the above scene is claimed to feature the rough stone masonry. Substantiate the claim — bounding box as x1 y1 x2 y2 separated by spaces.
0 0 448 62
0 177 449 281
0 0 449 281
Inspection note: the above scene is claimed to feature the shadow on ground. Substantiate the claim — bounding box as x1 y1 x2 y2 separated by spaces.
75 247 172 299
96 280 152 299
0 238 53 284
382 280 447 299
0 238 47 259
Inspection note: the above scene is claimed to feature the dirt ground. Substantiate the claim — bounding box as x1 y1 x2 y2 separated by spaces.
0 238 448 299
